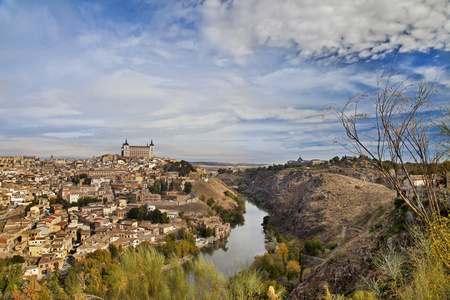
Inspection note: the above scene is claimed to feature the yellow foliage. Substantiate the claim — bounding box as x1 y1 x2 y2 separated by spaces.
286 260 301 273
425 216 450 269
276 243 289 263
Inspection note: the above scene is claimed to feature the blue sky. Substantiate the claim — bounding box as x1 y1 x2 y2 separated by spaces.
0 0 449 163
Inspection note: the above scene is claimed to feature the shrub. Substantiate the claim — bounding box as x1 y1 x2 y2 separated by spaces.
324 241 337 251
304 240 324 256
206 198 214 207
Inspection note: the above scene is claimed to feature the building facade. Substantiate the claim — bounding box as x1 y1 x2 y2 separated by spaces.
0 156 36 168
121 139 155 159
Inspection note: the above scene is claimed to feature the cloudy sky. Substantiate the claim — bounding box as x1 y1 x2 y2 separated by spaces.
0 0 449 163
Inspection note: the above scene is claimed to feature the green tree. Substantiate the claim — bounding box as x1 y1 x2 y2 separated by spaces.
4 263 24 293
184 182 192 194
128 204 147 221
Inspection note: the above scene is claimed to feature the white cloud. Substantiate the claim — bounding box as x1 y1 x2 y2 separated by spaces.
41 131 96 139
200 0 450 61
2 89 82 118
0 1 447 163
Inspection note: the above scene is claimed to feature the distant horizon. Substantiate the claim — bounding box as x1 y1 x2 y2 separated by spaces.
1 1 448 164
1 152 336 166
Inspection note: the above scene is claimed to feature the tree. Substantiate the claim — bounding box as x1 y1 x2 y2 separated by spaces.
327 69 446 222
128 204 147 221
438 102 450 157
11 278 43 300
286 260 301 281
184 182 192 194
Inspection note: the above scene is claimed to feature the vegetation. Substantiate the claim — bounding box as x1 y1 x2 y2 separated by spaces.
197 225 213 238
157 231 198 258
208 191 246 227
322 216 450 300
164 160 196 177
71 173 91 185
127 205 170 223
218 168 234 174
2 242 295 299
148 178 176 194
304 240 324 256
71 196 103 208
327 69 446 222
183 182 192 194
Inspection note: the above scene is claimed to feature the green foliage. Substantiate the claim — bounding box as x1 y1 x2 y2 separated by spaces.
212 204 245 227
72 196 101 208
190 257 227 299
400 217 450 299
127 204 147 221
0 255 25 265
206 198 214 207
304 240 324 256
224 190 246 214
86 249 112 265
158 231 199 258
48 197 68 208
71 173 91 185
324 241 337 251
146 208 170 224
260 280 287 299
198 225 213 238
227 265 262 299
127 206 170 223
9 243 267 299
165 160 196 177
261 215 270 231
218 168 233 174
0 262 24 293
148 178 173 194
184 182 193 194
276 233 289 243
253 253 285 278
108 244 122 260
330 156 340 164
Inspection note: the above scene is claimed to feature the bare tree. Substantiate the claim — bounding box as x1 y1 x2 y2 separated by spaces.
327 68 445 222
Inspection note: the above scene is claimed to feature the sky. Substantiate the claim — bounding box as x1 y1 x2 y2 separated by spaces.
0 0 449 164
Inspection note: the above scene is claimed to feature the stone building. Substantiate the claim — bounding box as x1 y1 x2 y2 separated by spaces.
121 139 155 159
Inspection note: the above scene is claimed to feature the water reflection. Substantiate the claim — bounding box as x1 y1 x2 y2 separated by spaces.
200 201 268 275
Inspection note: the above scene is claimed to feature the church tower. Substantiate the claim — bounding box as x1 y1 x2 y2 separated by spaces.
121 139 130 157
149 139 155 158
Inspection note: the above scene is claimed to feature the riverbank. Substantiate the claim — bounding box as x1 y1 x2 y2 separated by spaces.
200 200 267 275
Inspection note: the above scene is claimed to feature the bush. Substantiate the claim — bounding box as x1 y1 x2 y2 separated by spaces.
304 240 324 256
324 241 337 251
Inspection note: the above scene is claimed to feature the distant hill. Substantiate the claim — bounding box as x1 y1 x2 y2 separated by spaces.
193 161 268 175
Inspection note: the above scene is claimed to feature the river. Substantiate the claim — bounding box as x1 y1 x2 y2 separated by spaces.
200 201 268 275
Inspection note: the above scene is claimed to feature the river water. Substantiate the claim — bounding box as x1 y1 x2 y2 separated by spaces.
200 201 268 275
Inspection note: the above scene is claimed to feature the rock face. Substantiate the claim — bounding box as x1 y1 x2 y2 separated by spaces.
242 169 395 242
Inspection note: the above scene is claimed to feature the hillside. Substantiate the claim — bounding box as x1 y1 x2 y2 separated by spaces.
219 165 417 298
267 172 394 242
233 168 394 242
192 177 245 225
192 177 239 211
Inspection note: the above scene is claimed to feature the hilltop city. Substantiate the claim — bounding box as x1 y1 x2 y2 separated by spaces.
0 140 231 279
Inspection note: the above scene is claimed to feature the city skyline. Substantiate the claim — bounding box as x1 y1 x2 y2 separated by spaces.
0 0 449 163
